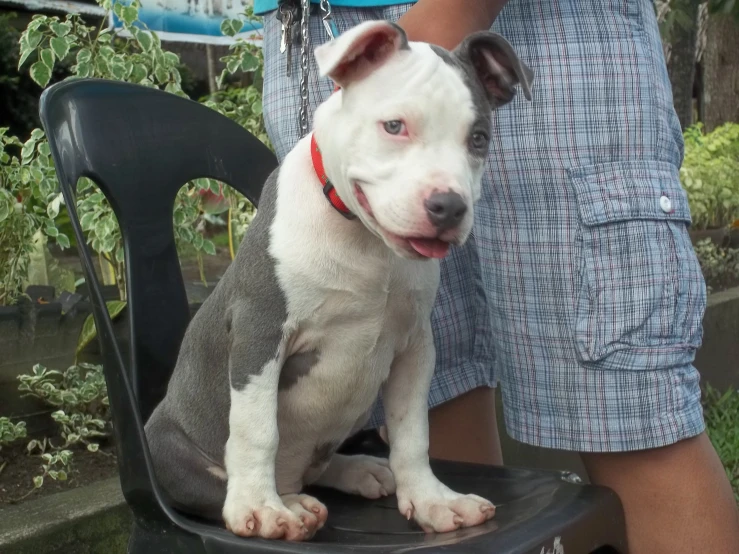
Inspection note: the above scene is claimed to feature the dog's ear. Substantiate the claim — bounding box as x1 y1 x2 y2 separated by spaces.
454 32 534 108
315 20 409 88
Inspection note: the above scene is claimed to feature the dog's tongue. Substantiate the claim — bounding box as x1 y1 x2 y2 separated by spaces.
408 238 450 259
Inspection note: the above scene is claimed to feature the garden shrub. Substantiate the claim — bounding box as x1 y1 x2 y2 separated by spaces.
681 123 739 230
6 0 268 302
8 363 110 492
693 239 739 294
0 13 70 141
0 416 27 474
0 417 27 452
703 385 739 503
0 128 70 305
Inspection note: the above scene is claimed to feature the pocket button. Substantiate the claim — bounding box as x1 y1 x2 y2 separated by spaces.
659 195 673 214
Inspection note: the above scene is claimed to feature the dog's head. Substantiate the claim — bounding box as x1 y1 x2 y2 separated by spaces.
312 21 533 260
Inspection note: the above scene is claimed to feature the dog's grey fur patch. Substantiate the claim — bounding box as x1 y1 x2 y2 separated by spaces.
389 22 410 51
226 170 288 390
146 415 227 521
430 44 493 160
431 43 492 122
472 33 534 101
434 33 533 117
279 350 320 391
429 44 457 69
144 168 289 507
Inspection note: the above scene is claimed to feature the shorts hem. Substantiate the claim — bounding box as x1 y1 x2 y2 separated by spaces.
501 364 706 453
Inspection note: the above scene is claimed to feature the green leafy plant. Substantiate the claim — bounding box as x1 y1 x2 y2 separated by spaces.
208 10 269 259
704 384 739 503
19 2 185 93
204 85 269 150
19 364 109 420
680 123 739 230
0 417 27 452
18 2 195 298
16 1 269 298
209 9 269 148
659 0 739 43
707 0 739 19
0 416 27 475
13 363 110 494
1 14 50 140
0 127 69 305
657 0 698 44
31 448 73 488
692 238 739 294
76 300 128 356
1 12 73 141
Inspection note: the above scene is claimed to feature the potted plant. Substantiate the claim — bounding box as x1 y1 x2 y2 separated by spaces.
0 128 89 435
12 1 269 364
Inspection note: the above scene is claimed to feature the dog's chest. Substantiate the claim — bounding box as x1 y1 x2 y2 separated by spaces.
277 255 437 422
290 258 432 366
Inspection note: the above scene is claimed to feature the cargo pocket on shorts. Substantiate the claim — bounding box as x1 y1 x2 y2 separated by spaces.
569 160 706 372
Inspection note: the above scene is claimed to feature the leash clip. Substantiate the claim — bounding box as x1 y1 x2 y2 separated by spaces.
320 0 339 40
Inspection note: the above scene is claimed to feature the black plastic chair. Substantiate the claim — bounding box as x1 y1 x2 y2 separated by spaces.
39 78 628 554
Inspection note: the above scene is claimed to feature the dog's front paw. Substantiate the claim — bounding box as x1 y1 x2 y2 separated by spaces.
223 491 326 541
281 493 329 532
397 483 495 534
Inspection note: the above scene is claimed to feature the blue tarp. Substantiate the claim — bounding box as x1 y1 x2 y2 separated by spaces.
110 0 263 45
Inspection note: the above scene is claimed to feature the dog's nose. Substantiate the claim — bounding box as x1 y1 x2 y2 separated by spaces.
424 191 468 231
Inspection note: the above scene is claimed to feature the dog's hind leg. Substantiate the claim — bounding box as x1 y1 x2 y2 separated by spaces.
313 454 396 499
146 415 227 521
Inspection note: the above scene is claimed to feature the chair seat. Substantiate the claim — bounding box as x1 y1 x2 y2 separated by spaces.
161 461 625 554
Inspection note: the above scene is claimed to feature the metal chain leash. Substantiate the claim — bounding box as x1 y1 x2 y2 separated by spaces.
298 0 311 136
299 0 338 137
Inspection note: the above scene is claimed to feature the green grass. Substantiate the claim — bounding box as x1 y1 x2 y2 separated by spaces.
704 385 739 503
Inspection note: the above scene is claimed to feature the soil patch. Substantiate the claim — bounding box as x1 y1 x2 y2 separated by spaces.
0 443 118 508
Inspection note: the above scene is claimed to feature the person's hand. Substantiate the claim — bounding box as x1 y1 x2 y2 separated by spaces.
396 0 510 50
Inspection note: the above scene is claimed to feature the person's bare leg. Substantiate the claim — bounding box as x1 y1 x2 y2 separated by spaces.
428 387 503 465
581 432 739 554
380 387 503 465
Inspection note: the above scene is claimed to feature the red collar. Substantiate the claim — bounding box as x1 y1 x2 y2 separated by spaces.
310 84 354 220
310 132 355 220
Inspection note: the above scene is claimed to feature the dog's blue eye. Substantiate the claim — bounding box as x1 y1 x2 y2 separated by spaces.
383 120 404 135
470 132 489 150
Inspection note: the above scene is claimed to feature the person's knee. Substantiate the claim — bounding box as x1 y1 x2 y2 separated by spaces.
580 432 721 485
581 432 739 553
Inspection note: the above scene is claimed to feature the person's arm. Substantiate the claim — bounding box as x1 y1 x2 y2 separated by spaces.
396 0 510 50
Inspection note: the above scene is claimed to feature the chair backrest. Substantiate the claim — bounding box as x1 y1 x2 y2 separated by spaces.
40 78 277 522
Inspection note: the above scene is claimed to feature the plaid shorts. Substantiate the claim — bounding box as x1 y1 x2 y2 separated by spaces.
261 0 707 452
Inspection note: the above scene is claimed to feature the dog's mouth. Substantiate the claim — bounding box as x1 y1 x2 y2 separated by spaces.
353 183 454 260
405 237 451 259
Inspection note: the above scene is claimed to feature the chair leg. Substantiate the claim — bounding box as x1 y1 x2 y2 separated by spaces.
127 518 205 554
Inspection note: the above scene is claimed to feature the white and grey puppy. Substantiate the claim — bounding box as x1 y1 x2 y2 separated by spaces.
145 20 533 542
